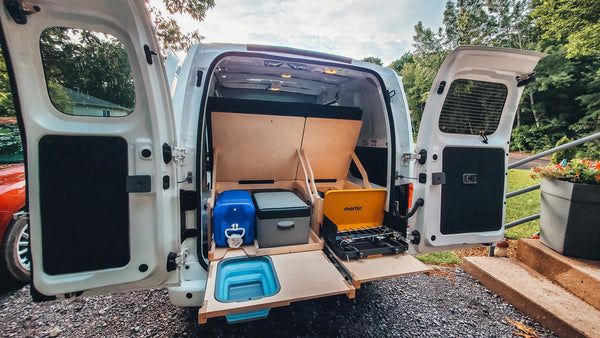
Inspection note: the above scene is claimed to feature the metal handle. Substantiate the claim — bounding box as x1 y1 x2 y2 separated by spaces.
277 220 295 230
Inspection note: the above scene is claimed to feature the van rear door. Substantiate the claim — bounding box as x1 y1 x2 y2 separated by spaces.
411 46 543 253
0 0 180 298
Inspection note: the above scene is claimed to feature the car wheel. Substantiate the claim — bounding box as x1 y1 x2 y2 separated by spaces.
1 217 31 282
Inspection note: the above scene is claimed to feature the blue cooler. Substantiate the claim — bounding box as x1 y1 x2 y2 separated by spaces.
213 190 256 247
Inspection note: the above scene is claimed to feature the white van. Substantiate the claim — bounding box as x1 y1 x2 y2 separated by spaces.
0 0 542 324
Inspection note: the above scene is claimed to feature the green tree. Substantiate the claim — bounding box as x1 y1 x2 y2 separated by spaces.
361 56 383 66
149 0 216 52
389 52 414 74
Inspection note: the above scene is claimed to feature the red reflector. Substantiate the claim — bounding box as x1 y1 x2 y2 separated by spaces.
407 183 414 210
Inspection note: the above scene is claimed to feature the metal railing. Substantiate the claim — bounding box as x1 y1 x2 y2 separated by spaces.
503 131 600 230
489 131 600 255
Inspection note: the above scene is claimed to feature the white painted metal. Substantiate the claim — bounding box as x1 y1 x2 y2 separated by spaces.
411 46 544 253
0 0 180 295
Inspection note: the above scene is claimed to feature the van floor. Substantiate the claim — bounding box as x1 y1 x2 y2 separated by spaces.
1 268 557 337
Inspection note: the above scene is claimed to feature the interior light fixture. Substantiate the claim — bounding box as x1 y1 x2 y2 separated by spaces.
323 68 337 75
281 73 292 79
268 83 281 91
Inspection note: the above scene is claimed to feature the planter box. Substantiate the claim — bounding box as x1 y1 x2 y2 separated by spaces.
540 179 600 260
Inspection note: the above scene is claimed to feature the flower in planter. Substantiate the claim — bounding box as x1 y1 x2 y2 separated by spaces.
532 158 600 185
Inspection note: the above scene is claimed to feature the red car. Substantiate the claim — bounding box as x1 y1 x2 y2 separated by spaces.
0 164 27 282
0 116 28 282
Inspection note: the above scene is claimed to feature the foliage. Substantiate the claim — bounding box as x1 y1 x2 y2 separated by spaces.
149 0 215 52
388 0 599 158
550 136 576 164
505 169 540 239
40 27 135 112
361 56 383 66
532 158 600 185
0 118 23 163
416 251 461 265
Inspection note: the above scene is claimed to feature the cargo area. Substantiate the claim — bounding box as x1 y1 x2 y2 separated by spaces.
197 54 430 323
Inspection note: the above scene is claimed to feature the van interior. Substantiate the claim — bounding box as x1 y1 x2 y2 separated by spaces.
196 55 423 323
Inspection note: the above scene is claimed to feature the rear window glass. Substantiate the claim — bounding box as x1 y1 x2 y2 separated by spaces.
438 79 508 135
39 27 135 117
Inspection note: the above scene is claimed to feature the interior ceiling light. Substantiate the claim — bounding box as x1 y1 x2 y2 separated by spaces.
323 68 337 75
287 62 308 71
264 60 283 67
281 73 292 79
268 83 281 91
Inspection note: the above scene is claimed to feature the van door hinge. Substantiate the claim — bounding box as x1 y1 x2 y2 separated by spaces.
166 248 188 272
402 149 427 165
4 0 39 25
172 147 188 164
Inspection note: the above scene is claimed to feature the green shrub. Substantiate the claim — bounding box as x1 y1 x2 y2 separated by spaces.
550 136 577 163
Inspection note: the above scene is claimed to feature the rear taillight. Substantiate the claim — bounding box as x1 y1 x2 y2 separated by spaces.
407 183 414 210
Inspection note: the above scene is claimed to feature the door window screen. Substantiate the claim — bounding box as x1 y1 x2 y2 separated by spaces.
438 79 508 135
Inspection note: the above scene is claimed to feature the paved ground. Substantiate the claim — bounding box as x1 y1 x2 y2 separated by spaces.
0 267 556 338
508 152 550 170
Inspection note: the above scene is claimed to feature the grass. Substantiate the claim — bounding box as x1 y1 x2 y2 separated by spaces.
415 169 541 265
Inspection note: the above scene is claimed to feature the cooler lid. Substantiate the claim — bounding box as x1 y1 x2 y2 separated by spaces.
253 191 310 219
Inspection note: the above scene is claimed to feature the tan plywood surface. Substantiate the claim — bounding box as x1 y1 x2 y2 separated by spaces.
199 250 355 323
212 112 305 181
335 253 432 288
299 118 362 181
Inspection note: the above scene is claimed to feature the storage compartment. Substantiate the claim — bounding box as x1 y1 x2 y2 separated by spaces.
213 190 255 247
214 256 280 323
254 191 311 248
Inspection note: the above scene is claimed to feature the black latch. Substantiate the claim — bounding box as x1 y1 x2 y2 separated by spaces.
436 81 447 94
126 175 151 193
143 44 157 65
432 172 446 185
4 0 39 25
166 252 177 272
163 143 172 164
180 190 198 211
162 175 170 190
410 230 421 245
418 149 427 165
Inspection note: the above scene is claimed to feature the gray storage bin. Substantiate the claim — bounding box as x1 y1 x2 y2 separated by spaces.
253 191 311 248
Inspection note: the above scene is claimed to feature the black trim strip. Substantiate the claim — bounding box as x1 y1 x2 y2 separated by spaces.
207 97 363 120
196 51 397 269
247 44 353 64
238 179 275 185
256 207 311 220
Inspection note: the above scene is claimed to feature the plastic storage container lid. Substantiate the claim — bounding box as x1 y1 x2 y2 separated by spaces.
253 191 310 220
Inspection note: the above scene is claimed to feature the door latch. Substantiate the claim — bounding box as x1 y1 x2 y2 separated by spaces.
4 0 40 25
166 248 188 272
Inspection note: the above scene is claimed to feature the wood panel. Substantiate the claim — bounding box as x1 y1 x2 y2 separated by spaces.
333 253 432 288
299 118 363 181
198 250 355 324
212 112 306 181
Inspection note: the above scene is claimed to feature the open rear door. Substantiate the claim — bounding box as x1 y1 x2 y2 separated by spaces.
0 0 180 298
412 46 543 253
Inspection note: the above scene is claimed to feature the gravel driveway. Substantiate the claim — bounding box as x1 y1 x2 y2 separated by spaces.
0 267 556 338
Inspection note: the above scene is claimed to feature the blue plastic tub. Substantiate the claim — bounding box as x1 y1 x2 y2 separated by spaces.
215 256 280 324
213 190 256 247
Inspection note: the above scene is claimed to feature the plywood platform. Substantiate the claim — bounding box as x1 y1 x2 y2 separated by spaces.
199 250 355 324
333 253 432 288
208 230 323 261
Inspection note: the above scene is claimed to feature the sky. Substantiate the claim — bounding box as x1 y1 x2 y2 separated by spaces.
151 0 446 65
